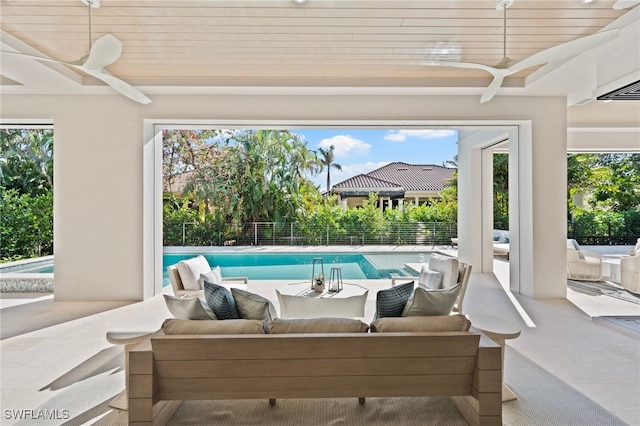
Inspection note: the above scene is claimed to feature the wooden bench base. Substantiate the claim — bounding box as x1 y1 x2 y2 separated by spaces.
129 332 502 426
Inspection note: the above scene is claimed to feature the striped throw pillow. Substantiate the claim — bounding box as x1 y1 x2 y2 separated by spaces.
203 281 240 320
374 281 414 319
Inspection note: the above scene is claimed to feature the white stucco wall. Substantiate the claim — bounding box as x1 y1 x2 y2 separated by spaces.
1 94 144 300
2 92 569 300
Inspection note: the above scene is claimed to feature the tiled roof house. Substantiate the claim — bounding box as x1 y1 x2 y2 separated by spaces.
331 162 456 210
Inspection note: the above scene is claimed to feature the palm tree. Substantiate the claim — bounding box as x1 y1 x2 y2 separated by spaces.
317 145 342 193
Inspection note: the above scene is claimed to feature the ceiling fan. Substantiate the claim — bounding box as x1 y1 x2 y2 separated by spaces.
427 0 619 103
1 0 151 104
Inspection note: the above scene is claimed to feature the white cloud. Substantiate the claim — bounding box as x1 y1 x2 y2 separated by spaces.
384 129 456 142
317 135 371 157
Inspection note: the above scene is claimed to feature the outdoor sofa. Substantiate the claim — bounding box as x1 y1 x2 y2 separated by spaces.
127 316 502 426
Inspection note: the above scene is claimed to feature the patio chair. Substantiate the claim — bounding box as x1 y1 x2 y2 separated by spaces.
566 239 603 282
620 255 639 294
391 256 472 314
168 257 248 297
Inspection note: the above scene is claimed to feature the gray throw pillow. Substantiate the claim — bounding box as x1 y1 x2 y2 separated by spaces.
163 294 217 320
374 281 414 319
203 281 240 320
401 283 461 317
231 288 278 333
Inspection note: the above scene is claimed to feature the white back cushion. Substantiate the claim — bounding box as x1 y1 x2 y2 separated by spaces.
428 254 459 288
176 255 211 291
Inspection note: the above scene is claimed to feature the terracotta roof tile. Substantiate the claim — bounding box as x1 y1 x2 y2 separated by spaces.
332 162 455 192
333 173 402 189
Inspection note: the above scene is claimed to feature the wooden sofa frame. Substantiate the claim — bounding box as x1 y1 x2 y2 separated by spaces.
128 331 502 425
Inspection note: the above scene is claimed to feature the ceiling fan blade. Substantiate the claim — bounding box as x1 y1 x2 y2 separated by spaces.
613 0 640 9
480 73 509 104
78 67 151 104
82 34 122 70
0 50 63 65
427 60 500 76
509 28 619 73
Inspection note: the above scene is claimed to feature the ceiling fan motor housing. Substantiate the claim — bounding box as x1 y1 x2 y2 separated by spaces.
81 0 100 8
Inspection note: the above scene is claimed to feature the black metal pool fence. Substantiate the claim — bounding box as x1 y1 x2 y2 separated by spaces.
165 220 637 247
164 221 458 247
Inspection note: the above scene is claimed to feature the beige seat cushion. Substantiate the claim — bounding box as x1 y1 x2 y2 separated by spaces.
269 317 369 334
370 314 471 332
161 318 265 334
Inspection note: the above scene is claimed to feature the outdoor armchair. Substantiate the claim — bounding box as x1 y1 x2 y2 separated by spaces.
566 239 603 282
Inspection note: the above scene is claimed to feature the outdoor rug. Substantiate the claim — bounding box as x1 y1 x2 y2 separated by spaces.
568 279 640 305
90 348 626 426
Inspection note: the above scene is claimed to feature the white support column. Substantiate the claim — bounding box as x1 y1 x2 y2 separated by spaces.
481 145 496 273
458 129 507 272
516 115 567 298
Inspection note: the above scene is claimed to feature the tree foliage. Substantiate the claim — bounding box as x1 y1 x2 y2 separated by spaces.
568 153 640 212
316 144 342 192
0 129 54 261
1 129 53 194
163 129 322 229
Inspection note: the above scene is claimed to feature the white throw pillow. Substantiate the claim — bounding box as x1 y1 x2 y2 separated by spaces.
427 254 459 288
418 266 443 289
176 255 211 291
199 265 223 288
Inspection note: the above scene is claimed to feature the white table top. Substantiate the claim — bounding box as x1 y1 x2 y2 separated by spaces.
277 282 367 299
467 313 521 340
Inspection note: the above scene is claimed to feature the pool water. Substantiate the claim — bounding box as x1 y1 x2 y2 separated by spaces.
163 252 432 285
0 261 54 274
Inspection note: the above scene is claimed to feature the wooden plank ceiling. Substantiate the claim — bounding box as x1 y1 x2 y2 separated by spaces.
0 0 628 86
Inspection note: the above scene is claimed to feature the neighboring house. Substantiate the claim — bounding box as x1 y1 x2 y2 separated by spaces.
331 162 456 210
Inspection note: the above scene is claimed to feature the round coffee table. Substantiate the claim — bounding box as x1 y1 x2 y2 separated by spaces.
106 331 155 410
468 313 521 402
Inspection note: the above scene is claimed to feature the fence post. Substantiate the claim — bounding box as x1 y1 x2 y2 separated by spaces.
326 224 329 245
254 223 258 246
182 222 195 246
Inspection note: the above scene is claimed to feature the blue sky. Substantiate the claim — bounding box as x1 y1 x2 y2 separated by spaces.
291 129 459 191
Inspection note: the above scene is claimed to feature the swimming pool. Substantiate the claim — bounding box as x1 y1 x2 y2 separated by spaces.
0 258 54 274
162 252 432 285
3 252 433 286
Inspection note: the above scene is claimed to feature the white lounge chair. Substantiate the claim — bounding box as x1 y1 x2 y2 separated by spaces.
168 256 248 297
391 255 472 314
566 239 603 282
621 240 639 294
